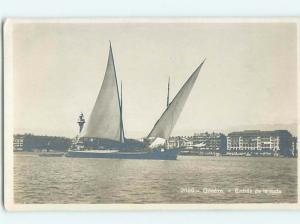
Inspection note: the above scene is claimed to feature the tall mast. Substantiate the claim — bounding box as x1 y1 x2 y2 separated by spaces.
167 76 170 108
110 41 125 143
120 81 125 142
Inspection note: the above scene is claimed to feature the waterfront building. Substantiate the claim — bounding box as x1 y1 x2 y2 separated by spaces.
227 130 294 156
167 136 193 149
192 132 227 155
13 134 25 151
13 134 72 152
167 133 227 155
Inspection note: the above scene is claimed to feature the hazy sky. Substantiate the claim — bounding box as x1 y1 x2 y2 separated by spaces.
12 21 297 138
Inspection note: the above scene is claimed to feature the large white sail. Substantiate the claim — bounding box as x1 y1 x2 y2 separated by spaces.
148 60 206 139
84 44 124 142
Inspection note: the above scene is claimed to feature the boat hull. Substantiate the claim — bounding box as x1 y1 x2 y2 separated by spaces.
65 149 179 160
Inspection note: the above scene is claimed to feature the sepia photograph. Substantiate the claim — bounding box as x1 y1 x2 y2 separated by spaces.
3 18 299 210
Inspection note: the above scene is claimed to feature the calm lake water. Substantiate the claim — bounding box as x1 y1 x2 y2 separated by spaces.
14 152 297 204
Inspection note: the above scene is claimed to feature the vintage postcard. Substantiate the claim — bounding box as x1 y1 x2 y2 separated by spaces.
3 18 300 210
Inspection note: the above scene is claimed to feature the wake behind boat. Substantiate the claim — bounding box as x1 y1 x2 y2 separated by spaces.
65 43 205 160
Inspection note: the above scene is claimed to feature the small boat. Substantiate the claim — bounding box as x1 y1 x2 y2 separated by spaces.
66 43 205 160
39 152 65 157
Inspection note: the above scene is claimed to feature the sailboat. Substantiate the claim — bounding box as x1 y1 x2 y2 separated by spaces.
65 43 205 160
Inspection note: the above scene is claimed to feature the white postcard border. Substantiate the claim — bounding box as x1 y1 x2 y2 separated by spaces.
3 17 300 211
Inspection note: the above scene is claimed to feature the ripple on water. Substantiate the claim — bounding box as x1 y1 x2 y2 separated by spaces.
14 153 297 204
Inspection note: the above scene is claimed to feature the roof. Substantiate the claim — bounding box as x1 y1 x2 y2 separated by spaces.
228 130 292 137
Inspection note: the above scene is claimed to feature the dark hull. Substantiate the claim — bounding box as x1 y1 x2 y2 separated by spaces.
65 149 179 160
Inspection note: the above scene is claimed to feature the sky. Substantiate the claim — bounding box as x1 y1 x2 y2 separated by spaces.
11 21 297 138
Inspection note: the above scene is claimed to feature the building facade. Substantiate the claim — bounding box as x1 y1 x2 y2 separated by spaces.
13 134 25 151
227 130 294 156
167 133 227 155
167 136 193 149
192 132 227 155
